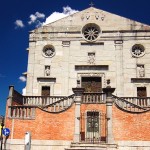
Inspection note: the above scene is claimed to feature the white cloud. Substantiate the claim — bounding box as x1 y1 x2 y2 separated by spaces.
43 6 78 25
35 12 45 18
22 87 26 96
19 76 26 82
28 11 45 25
15 20 25 28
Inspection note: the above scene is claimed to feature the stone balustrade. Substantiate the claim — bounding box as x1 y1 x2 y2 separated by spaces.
122 97 150 108
114 95 150 113
23 96 66 106
42 95 74 113
8 106 36 119
82 92 106 103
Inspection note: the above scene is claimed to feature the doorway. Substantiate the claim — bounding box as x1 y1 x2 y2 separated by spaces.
80 111 106 143
81 77 102 92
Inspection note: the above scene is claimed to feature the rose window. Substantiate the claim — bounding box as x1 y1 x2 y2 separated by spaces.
131 44 145 57
43 45 55 57
82 23 100 42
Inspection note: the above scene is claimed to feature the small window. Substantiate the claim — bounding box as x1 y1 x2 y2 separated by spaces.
137 87 147 97
42 86 50 96
43 45 55 58
131 44 145 57
82 23 100 42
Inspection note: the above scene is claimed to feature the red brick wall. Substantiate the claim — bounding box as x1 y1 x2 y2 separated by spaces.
5 105 75 140
113 105 150 141
5 102 150 141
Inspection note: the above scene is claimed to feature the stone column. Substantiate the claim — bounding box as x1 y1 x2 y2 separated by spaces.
72 87 85 143
7 85 14 117
103 87 115 144
8 85 14 106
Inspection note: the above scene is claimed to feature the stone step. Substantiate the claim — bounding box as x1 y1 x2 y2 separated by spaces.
65 143 118 150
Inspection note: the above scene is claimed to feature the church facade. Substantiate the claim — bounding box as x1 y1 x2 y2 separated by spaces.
5 6 150 150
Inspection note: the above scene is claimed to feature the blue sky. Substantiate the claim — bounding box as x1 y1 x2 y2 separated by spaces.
0 0 150 115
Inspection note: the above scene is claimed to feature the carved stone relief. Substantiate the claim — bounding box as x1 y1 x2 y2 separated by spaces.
88 52 95 65
137 64 145 77
45 66 50 76
95 12 105 21
81 11 105 21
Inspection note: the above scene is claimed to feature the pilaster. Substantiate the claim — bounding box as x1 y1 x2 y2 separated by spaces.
103 86 115 144
72 88 85 143
115 40 124 96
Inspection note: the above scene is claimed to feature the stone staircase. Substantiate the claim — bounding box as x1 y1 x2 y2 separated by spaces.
65 143 118 150
38 94 75 113
113 95 150 113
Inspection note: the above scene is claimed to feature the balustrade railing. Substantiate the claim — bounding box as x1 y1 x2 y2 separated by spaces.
113 95 150 113
23 96 67 106
82 92 106 104
42 95 74 113
8 106 36 119
121 97 150 108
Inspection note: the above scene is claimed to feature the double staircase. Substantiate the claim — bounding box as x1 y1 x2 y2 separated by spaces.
9 89 150 119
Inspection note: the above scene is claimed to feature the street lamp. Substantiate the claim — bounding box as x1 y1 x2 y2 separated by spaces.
0 116 4 150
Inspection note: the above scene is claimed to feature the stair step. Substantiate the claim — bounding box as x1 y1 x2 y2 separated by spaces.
65 148 107 150
65 143 118 150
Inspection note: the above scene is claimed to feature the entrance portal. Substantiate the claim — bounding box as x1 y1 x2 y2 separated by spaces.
81 77 102 92
80 111 106 143
86 111 99 143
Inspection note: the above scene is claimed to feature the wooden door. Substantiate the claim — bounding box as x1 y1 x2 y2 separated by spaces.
81 77 102 92
42 86 50 96
137 87 147 97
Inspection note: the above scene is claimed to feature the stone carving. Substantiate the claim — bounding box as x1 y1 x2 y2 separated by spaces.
86 13 90 20
137 65 145 77
81 11 105 21
45 66 50 76
88 53 95 64
81 12 90 20
139 66 145 77
95 12 99 20
77 78 81 88
95 12 105 21
106 79 111 87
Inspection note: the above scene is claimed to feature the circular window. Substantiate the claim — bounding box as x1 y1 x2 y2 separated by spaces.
82 23 100 42
43 45 55 57
131 44 145 57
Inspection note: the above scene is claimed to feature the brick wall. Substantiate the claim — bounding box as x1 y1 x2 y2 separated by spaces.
5 102 150 141
6 104 75 140
113 105 150 141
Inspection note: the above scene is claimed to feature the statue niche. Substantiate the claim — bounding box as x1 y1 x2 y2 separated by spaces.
137 65 145 78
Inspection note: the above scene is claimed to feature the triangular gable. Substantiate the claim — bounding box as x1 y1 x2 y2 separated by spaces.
34 7 150 32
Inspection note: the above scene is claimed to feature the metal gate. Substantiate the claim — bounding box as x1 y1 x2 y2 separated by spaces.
80 111 106 143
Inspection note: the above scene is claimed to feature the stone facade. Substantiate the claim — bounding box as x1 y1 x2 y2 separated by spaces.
4 6 150 150
26 7 150 97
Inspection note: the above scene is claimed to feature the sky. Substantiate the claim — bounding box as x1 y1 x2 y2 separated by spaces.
0 0 150 116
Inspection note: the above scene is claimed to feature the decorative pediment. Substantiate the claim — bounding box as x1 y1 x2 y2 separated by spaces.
32 7 150 34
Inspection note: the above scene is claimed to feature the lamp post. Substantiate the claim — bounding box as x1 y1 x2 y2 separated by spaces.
0 116 4 150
